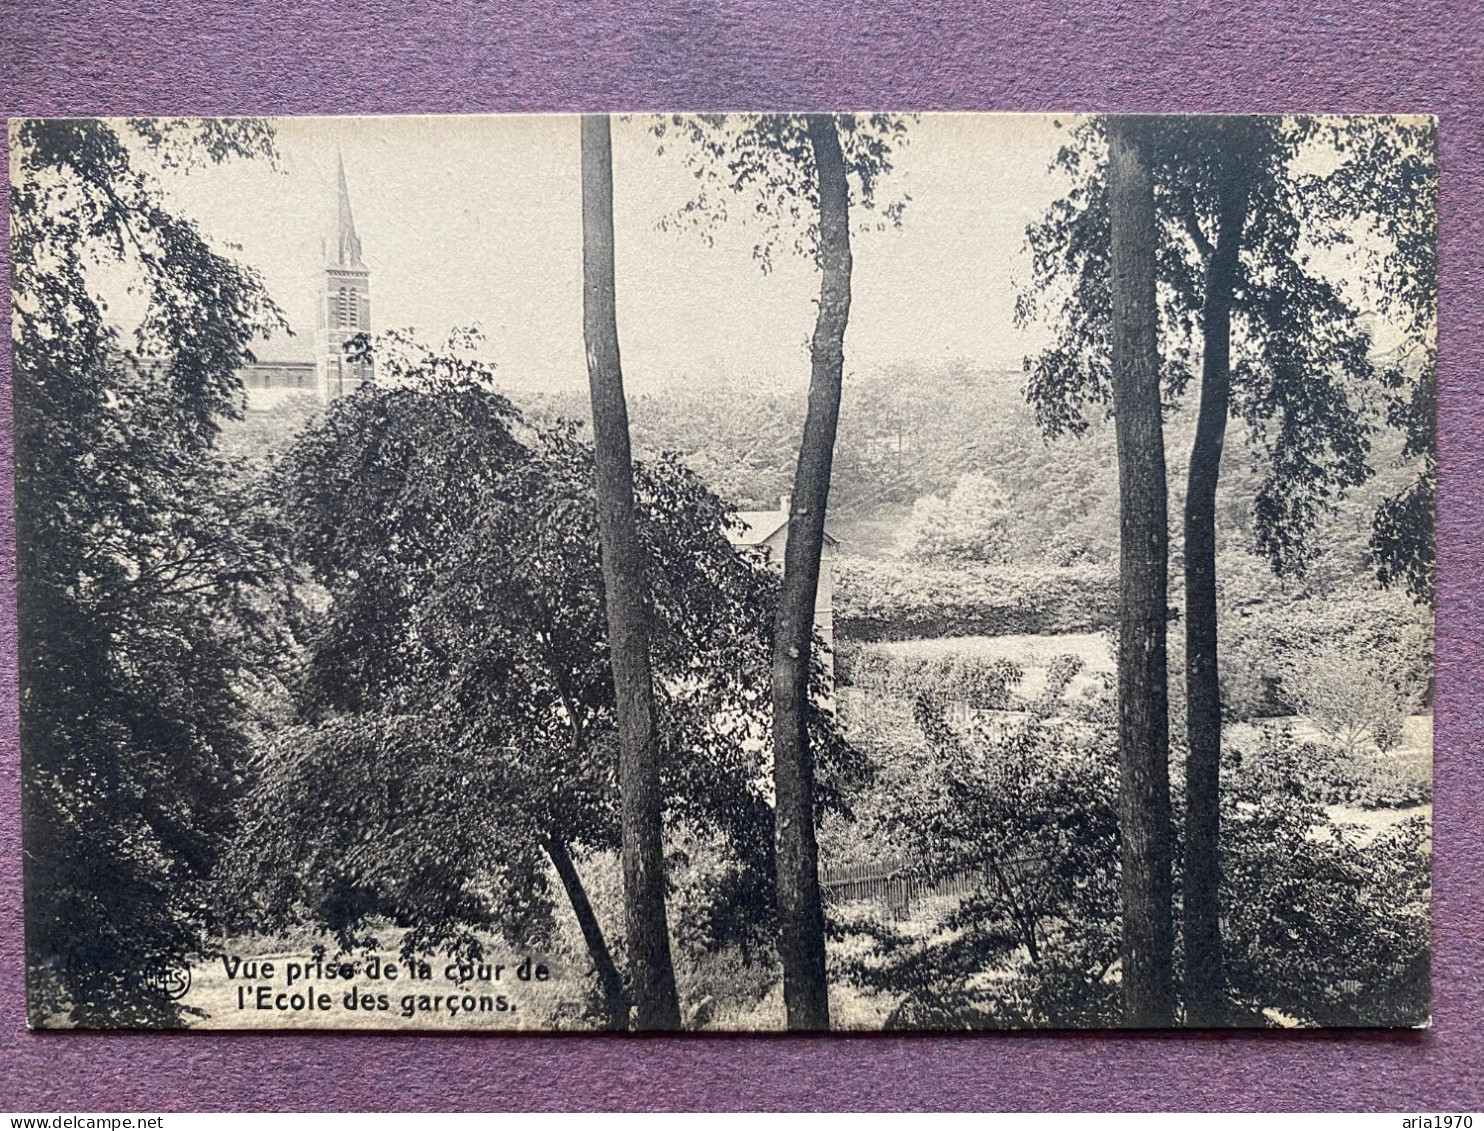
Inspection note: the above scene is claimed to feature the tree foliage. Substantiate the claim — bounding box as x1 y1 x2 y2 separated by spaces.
229 337 868 1025
650 112 911 272
840 684 1429 1029
898 473 1013 564
1220 731 1430 1026
1016 114 1434 1023
1017 115 1435 586
12 117 286 1024
860 697 1123 1030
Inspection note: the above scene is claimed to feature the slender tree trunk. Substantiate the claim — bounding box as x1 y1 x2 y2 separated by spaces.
579 113 681 1031
544 836 630 1029
1106 114 1176 1027
1182 125 1254 1028
772 113 852 1032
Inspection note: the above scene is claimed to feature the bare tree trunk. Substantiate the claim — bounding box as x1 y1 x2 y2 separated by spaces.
579 113 681 1031
772 112 852 1032
544 836 629 1030
1106 114 1176 1027
1182 122 1254 1028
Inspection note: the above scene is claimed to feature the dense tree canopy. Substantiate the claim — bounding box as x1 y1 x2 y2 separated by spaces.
13 117 287 1024
229 337 868 1026
1014 115 1420 576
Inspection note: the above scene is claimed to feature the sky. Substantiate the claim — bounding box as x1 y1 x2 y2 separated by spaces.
142 113 1075 392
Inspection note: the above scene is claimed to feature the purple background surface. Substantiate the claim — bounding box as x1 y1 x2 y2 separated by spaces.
1 0 1480 1112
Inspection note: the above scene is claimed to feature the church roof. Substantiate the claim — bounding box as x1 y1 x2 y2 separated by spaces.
332 150 365 269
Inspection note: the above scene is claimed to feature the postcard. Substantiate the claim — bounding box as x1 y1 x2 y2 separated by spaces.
10 112 1435 1030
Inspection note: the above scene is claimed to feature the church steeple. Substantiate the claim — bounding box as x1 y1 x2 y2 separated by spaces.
315 148 372 403
333 149 365 268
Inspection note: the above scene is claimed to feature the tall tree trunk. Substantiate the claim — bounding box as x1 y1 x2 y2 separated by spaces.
579 113 681 1031
1106 114 1176 1027
772 112 852 1032
544 836 630 1029
1182 123 1255 1027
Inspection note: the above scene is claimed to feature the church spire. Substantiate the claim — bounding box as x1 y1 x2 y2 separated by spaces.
333 148 365 267
317 147 372 403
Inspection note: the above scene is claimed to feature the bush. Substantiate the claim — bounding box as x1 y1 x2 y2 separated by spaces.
1225 726 1432 810
1025 654 1088 721
1222 731 1430 1026
835 558 1117 640
840 699 1123 1029
1285 645 1421 756
1215 575 1432 723
838 695 1430 1028
898 473 1013 564
844 648 1024 711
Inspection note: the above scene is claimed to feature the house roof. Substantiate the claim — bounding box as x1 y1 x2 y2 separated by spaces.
731 511 789 546
729 509 839 548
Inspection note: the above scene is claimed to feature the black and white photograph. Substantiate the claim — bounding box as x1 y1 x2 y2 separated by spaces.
11 112 1436 1032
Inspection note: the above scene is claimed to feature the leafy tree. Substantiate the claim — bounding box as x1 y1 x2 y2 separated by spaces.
1103 115 1177 1025
528 364 1126 568
652 111 909 1030
848 696 1428 1029
581 113 681 1028
844 696 1122 1030
1017 113 1432 1021
1169 116 1430 1021
765 112 856 1031
898 473 1014 564
1328 120 1438 607
1220 731 1430 1026
628 385 803 509
236 338 867 1029
11 117 285 1024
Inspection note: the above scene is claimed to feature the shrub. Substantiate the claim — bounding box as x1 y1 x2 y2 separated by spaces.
843 647 1024 711
1025 654 1088 721
835 558 1117 640
1222 732 1430 1026
1225 726 1432 810
1214 576 1432 723
898 473 1014 564
1372 712 1407 755
1285 645 1421 756
839 697 1430 1028
841 700 1123 1029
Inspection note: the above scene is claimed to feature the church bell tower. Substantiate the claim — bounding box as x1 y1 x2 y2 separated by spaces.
315 150 372 403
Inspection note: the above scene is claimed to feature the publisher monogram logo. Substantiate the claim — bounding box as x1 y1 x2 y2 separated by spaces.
141 963 192 1001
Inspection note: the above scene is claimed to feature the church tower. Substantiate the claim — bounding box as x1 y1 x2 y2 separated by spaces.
315 151 372 403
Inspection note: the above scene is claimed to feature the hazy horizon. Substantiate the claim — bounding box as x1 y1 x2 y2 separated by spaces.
131 113 1070 393
33 112 1411 398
